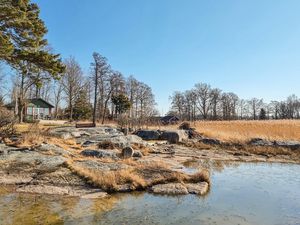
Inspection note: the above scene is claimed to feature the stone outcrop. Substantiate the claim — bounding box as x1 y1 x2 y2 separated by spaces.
249 138 300 150
50 126 148 149
80 149 119 159
151 183 189 195
135 130 161 140
160 130 189 144
150 182 209 196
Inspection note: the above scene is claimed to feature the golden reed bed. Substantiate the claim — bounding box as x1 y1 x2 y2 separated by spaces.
193 120 300 142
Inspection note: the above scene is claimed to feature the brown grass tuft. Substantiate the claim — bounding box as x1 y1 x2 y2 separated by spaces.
98 141 116 150
66 160 146 192
186 169 210 184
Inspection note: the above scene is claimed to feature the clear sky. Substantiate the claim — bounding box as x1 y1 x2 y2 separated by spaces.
33 0 300 114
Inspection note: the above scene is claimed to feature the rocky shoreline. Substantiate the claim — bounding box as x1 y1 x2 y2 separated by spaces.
1 126 299 198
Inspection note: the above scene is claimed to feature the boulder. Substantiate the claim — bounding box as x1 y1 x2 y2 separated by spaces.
135 130 161 140
80 149 118 159
122 146 134 158
160 130 188 144
185 182 209 195
151 183 189 195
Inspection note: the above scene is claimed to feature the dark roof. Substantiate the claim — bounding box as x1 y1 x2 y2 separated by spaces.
160 115 179 122
28 98 54 108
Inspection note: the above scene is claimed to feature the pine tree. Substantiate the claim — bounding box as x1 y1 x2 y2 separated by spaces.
73 90 92 120
111 94 131 116
0 0 64 75
1 0 65 122
259 108 267 120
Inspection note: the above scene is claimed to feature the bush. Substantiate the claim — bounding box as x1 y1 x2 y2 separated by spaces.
0 107 16 137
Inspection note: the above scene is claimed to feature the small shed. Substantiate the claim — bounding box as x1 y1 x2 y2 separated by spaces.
25 98 54 120
160 115 180 125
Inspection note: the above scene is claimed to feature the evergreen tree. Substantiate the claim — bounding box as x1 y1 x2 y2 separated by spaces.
259 108 267 120
1 0 65 122
111 94 131 115
73 89 92 120
0 0 65 75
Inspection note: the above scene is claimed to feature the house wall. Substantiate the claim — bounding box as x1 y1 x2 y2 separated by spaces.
26 107 51 118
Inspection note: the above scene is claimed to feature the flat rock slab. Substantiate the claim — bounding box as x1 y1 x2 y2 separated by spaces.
81 192 107 199
0 174 33 185
151 183 189 195
151 182 209 196
74 160 130 172
16 185 108 198
80 149 119 159
185 182 209 195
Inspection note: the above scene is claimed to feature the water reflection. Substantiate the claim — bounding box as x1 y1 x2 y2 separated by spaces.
182 158 241 173
0 163 299 225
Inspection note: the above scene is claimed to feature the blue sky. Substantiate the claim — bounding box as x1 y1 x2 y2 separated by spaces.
33 0 300 113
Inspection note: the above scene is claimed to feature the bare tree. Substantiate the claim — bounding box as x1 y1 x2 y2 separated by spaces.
194 83 211 119
61 57 83 121
53 80 63 119
247 98 263 120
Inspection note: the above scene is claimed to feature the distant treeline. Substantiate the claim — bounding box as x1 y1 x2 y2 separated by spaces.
169 83 300 121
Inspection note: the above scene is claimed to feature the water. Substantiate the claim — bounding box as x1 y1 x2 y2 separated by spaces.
0 162 299 225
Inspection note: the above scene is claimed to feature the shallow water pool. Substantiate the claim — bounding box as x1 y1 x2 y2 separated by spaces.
0 162 299 225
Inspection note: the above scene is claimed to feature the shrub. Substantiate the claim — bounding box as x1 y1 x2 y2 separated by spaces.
0 107 16 137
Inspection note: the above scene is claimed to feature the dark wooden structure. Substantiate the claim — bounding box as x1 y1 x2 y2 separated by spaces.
75 123 96 128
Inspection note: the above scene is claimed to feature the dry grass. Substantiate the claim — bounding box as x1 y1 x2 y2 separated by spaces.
98 141 116 150
66 160 146 192
191 120 300 142
181 141 212 150
66 159 210 192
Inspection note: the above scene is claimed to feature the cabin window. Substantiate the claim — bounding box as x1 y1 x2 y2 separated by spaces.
27 107 33 115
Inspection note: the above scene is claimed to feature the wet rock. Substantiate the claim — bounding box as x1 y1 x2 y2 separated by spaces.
135 130 161 140
151 183 189 195
81 192 107 199
161 130 188 144
133 150 143 158
186 182 209 195
16 185 108 198
17 185 70 195
80 149 118 159
122 146 134 158
202 138 222 145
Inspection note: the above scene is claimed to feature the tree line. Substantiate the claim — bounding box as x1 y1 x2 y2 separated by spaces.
169 82 300 121
0 0 157 125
